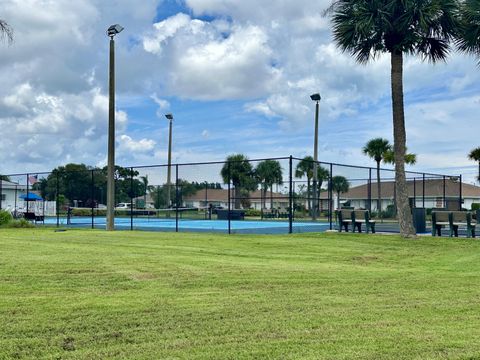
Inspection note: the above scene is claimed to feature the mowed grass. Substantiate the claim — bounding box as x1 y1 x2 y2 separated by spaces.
2 229 480 359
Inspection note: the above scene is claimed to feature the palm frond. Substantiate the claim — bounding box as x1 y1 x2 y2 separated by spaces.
455 0 480 64
0 19 13 44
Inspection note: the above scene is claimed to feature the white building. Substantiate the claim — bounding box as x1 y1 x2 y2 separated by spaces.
0 180 56 216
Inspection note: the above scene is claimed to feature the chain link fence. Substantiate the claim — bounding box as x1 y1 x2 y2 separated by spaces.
0 156 464 234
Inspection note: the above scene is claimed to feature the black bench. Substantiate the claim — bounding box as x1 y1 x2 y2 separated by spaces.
353 210 376 234
432 211 476 238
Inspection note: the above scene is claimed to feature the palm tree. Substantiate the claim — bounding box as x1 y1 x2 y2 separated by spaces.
140 175 155 209
363 138 391 213
456 0 480 63
220 154 257 209
0 20 12 44
325 0 458 237
468 147 480 182
255 160 283 209
383 149 417 166
331 176 350 210
295 156 314 212
315 166 330 215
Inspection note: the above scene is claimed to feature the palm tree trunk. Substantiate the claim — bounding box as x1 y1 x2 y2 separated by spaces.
234 186 241 209
391 51 415 237
262 185 266 209
264 186 268 209
317 181 323 216
376 161 381 214
307 179 311 212
270 185 273 210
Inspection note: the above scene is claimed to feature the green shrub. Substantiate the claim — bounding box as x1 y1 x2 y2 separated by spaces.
8 219 34 228
471 203 480 211
0 210 12 226
381 205 396 219
245 209 262 217
72 208 107 217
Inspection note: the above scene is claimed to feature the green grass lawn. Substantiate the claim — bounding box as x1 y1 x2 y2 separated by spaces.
2 229 480 359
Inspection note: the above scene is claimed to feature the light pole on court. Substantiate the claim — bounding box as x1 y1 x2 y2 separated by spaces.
106 24 123 231
165 113 174 210
310 93 321 221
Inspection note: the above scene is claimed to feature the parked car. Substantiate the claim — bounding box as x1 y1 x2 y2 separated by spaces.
115 203 134 210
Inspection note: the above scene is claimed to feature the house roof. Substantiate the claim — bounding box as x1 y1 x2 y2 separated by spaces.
135 188 288 204
1 180 26 190
184 188 288 202
321 178 479 200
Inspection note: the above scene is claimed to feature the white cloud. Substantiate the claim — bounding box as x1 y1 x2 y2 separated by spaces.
142 14 280 99
118 135 156 153
151 93 170 110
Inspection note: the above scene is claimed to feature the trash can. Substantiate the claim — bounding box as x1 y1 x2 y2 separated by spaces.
412 207 426 234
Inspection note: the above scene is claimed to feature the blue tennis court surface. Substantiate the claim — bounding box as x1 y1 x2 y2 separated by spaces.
43 217 330 234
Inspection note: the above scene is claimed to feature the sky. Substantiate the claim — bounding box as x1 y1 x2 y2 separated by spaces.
1 0 480 183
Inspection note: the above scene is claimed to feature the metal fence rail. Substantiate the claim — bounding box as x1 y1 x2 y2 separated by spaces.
0 155 463 234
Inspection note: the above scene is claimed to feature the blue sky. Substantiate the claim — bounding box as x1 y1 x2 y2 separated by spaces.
1 0 480 183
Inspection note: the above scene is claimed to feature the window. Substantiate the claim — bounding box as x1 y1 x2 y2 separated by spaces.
1 194 5 201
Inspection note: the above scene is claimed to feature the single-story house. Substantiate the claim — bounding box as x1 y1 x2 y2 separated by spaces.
321 178 478 211
134 188 289 210
0 180 27 211
183 188 289 210
0 180 56 216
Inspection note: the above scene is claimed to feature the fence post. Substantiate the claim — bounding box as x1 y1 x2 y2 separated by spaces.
443 175 446 209
413 177 416 208
156 185 160 218
205 181 208 220
329 163 333 230
289 155 293 234
459 175 462 210
91 170 95 229
26 173 29 214
228 161 231 234
175 164 179 233
130 167 134 231
422 173 425 208
56 172 59 227
368 168 372 212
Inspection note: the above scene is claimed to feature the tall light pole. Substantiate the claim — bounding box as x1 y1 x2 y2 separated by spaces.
310 93 321 221
165 113 173 210
106 24 124 231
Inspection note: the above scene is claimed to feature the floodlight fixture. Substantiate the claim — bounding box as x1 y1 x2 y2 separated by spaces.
107 24 124 37
310 93 321 102
165 113 174 120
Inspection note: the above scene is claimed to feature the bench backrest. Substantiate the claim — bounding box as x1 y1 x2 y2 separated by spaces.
354 210 371 221
451 211 470 223
340 209 353 220
433 211 450 223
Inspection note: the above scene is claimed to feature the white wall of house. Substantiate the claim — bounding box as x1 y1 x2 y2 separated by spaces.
349 199 396 211
1 187 57 216
184 200 228 209
348 198 477 211
1 188 22 210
